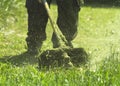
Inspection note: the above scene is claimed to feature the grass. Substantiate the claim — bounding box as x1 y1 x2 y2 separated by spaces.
0 54 119 86
0 3 120 86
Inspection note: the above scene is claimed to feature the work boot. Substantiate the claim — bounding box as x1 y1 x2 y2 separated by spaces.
52 32 74 48
67 41 73 48
27 48 40 56
51 32 61 48
26 42 43 57
52 40 73 48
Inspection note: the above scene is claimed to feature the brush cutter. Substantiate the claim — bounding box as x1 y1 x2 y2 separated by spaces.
38 0 88 68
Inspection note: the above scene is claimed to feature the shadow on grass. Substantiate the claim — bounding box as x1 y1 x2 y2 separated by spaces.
0 52 38 66
0 48 89 68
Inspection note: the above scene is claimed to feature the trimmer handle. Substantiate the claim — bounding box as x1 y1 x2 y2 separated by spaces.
38 0 69 47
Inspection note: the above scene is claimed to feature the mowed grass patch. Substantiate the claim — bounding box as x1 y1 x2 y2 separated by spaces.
73 5 120 65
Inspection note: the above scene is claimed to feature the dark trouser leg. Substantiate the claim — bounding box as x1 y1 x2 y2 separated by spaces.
52 0 81 67
52 0 81 48
26 0 51 54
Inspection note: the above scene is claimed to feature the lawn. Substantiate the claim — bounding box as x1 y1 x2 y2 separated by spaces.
0 2 120 86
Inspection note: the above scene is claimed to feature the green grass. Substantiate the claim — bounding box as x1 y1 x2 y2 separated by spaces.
0 3 120 86
0 54 120 86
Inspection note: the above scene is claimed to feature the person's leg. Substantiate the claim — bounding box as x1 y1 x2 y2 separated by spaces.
51 0 81 67
52 0 81 48
26 0 51 55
